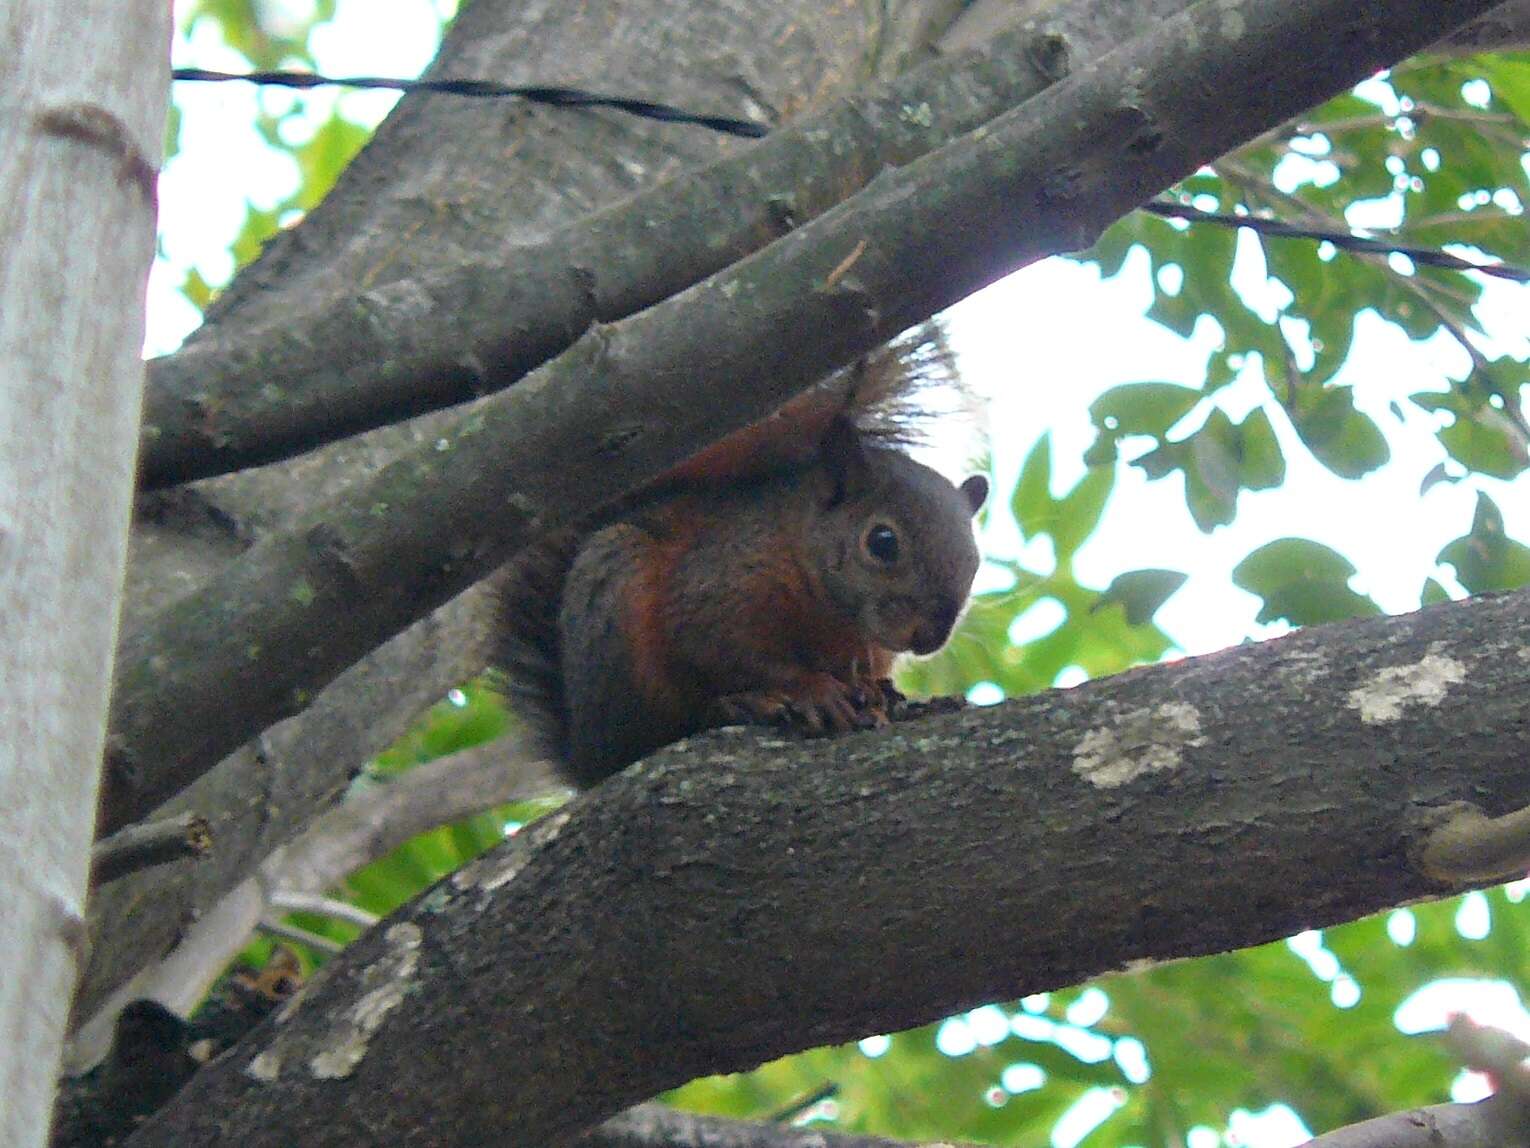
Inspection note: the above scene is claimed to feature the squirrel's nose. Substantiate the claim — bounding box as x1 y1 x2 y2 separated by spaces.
910 595 960 654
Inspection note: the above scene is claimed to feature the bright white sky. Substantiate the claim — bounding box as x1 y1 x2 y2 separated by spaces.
155 2 1530 1139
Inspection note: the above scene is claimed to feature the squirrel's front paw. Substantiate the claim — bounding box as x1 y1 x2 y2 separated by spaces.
714 673 882 737
850 677 904 719
711 690 792 729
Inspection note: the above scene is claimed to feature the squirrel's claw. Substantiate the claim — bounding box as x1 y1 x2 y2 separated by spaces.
713 672 888 739
711 691 791 728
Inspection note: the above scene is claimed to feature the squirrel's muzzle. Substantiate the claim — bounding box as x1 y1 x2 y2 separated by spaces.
909 595 961 655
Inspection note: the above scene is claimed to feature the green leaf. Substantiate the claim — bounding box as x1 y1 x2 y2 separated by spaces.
1052 466 1114 558
1437 491 1530 592
180 267 214 312
1186 408 1241 530
1238 408 1286 489
1437 413 1526 480
1286 384 1390 479
1094 569 1189 626
1089 382 1203 438
1232 539 1384 625
1012 436 1053 542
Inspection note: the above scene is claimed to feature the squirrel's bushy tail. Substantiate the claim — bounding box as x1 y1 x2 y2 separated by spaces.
489 528 582 764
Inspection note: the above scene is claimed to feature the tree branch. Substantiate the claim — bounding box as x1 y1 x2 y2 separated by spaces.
1307 1019 1530 1147
76 579 494 1026
255 920 342 955
266 893 378 929
1444 1016 1530 1101
0 2 167 1140
585 1104 981 1148
90 813 211 886
124 586 1530 1147
1308 1097 1530 1148
1437 1 1530 54
137 0 1200 487
100 0 1499 838
1415 800 1530 883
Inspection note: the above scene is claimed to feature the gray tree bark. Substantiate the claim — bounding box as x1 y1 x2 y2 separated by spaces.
0 2 168 1144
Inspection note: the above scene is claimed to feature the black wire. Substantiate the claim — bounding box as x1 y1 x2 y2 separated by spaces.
169 67 770 138
170 68 1529 282
768 1082 840 1124
1142 199 1530 283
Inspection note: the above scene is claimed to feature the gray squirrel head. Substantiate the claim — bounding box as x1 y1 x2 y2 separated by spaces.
809 425 987 655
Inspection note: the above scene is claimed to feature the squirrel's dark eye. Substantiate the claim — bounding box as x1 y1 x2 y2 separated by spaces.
865 523 900 564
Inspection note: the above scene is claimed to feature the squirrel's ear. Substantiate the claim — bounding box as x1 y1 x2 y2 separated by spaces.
820 416 868 509
960 475 988 516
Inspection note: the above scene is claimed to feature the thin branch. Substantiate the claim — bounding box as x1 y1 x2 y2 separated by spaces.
267 893 378 929
256 919 342 955
1215 158 1530 444
1444 1016 1530 1100
586 1103 980 1148
101 0 1498 838
1404 207 1524 232
264 737 563 900
1306 1018 1530 1146
1302 104 1525 137
90 813 211 886
1140 201 1530 282
768 1084 841 1125
1415 800 1530 883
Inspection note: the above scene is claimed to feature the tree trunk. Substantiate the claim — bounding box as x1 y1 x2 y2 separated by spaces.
0 2 167 1143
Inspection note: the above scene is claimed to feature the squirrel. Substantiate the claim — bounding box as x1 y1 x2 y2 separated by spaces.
492 328 988 790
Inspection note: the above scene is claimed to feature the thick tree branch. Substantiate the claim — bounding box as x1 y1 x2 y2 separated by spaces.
100 0 1497 839
1439 1 1530 53
126 587 1530 1147
137 0 1197 487
1309 1098 1530 1148
0 3 167 1141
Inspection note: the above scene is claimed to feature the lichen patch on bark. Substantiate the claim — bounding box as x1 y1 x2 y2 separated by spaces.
305 922 422 1080
1071 702 1205 788
245 1050 281 1083
1346 652 1466 725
